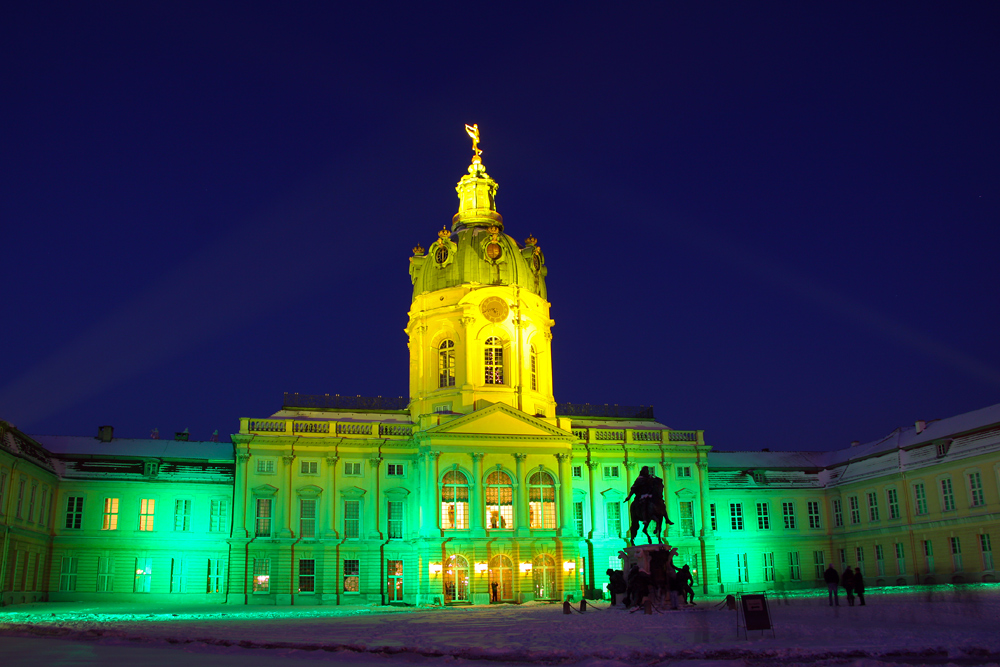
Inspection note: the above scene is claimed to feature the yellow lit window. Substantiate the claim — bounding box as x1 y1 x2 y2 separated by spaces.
139 498 155 531
102 498 119 530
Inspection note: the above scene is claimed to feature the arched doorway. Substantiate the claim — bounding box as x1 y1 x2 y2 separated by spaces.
444 554 470 603
489 554 514 602
533 554 556 600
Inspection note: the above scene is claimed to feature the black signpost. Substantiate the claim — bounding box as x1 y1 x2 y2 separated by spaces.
737 593 775 639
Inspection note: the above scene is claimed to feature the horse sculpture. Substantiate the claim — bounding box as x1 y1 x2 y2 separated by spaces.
627 496 670 546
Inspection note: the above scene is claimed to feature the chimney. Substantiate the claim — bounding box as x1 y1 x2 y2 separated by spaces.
97 425 114 442
174 428 190 441
915 420 926 434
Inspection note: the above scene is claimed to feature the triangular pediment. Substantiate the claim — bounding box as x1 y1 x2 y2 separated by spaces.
426 402 571 439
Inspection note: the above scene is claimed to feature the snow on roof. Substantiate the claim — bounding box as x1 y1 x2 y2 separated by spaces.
31 434 234 461
708 450 825 469
268 409 413 424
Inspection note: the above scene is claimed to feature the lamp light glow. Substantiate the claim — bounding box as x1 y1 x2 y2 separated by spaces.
475 562 488 574
429 562 442 575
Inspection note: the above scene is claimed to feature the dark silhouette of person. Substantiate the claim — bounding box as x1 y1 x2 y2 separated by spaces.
842 566 856 606
490 581 499 602
824 564 840 606
854 569 865 606
606 568 626 605
677 564 695 604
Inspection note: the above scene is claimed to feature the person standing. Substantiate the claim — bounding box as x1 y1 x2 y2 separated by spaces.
824 564 840 606
606 568 626 606
854 569 866 606
841 566 856 606
490 581 499 603
677 564 695 604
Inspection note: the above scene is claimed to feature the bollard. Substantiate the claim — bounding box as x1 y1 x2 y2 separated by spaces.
580 599 587 612
563 600 571 614
644 599 652 615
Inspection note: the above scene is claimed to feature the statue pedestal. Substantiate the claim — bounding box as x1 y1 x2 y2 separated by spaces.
619 542 676 575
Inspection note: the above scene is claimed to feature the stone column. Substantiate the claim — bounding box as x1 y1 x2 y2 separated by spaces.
367 457 382 539
278 454 295 538
470 452 486 537
236 452 251 538
513 453 529 536
325 455 339 538
586 460 599 540
421 451 440 536
555 453 572 535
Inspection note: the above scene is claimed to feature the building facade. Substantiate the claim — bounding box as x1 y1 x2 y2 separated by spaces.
2 137 998 606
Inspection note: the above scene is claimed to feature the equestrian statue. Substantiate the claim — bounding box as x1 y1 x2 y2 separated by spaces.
623 466 673 545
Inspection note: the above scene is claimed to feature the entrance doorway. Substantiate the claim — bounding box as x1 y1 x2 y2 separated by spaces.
488 554 514 602
443 554 470 603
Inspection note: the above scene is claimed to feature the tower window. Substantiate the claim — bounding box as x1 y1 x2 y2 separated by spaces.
484 337 504 385
530 346 538 391
439 339 456 387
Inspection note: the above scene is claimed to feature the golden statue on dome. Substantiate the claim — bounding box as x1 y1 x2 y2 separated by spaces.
465 123 482 163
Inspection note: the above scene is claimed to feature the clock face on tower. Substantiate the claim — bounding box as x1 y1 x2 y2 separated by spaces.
480 296 509 323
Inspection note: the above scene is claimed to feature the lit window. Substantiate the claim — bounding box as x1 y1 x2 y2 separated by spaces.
102 498 119 530
441 471 469 529
208 559 226 593
174 499 191 531
134 557 152 593
300 498 316 538
484 337 504 384
528 471 556 529
529 346 538 391
253 558 270 593
344 559 360 593
439 340 456 388
388 501 403 539
255 498 272 537
299 559 315 593
344 500 360 538
485 470 513 529
387 560 404 602
139 499 155 531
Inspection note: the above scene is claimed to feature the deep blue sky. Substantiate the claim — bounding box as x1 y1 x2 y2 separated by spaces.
2 3 998 451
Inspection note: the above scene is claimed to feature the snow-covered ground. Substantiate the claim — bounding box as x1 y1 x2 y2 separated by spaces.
2 585 1000 666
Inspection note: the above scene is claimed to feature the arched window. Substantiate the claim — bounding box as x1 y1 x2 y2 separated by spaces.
489 554 514 602
485 470 513 530
528 471 556 529
444 554 469 603
484 337 504 385
441 470 469 529
529 345 538 391
533 554 556 599
438 339 455 388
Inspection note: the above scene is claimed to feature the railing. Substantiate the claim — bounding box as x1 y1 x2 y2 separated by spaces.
570 428 705 446
556 403 654 419
283 393 409 411
242 417 412 439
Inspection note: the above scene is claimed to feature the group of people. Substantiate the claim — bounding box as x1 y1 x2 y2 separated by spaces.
823 564 867 606
605 562 696 609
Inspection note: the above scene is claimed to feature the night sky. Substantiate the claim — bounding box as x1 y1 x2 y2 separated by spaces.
3 3 998 452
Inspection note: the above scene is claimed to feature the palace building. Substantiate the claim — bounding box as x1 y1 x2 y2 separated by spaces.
2 132 999 606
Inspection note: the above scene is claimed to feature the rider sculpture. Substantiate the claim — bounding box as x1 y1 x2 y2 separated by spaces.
623 466 673 545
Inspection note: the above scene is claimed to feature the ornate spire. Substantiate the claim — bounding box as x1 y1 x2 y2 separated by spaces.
454 123 503 231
